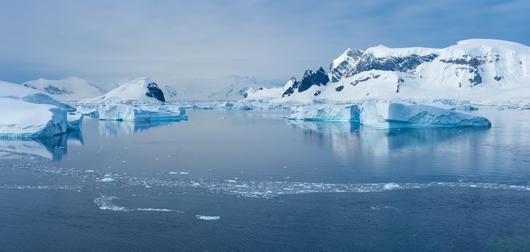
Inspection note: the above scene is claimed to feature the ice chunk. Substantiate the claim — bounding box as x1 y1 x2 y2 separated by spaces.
0 98 68 137
98 103 187 122
288 104 360 122
360 101 491 128
195 215 221 221
0 81 73 137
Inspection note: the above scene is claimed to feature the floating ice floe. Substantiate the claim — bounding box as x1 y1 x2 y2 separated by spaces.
93 195 177 212
93 195 128 211
195 215 221 221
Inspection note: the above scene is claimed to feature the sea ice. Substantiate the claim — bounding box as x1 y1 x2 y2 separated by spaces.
195 215 221 221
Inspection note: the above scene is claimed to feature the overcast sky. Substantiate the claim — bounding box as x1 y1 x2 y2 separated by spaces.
1 0 529 86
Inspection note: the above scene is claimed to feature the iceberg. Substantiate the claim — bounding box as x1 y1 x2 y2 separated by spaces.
287 101 491 128
76 104 99 117
360 102 491 128
98 103 187 122
0 81 71 137
288 104 360 122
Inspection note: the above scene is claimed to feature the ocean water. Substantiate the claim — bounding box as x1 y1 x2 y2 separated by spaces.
1 108 530 251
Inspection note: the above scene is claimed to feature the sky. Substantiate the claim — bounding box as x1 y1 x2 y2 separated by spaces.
1 0 529 86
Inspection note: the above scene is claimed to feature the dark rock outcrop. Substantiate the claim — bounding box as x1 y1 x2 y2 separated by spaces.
351 53 438 77
145 82 166 102
440 57 485 86
297 67 329 92
330 49 364 82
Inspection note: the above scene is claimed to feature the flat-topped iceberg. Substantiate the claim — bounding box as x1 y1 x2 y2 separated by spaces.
360 102 491 128
288 104 359 122
98 103 187 122
0 81 72 137
287 101 491 128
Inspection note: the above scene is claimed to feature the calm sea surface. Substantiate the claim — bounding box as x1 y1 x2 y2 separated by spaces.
1 108 530 251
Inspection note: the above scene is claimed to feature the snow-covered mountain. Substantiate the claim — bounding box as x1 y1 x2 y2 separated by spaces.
246 39 530 105
165 76 268 101
80 77 166 104
22 77 118 102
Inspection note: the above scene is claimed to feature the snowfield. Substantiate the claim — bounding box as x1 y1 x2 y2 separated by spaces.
22 77 117 102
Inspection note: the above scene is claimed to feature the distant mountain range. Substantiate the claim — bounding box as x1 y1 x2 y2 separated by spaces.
20 75 269 103
246 39 530 105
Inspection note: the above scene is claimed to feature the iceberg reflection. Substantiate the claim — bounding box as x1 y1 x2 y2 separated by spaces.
0 131 84 160
98 120 185 137
288 120 489 166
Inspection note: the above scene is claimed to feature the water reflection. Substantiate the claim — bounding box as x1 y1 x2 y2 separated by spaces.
287 120 490 166
0 131 84 160
98 120 186 137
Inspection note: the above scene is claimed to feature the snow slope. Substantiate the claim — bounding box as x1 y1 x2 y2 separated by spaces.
80 77 166 104
245 39 530 106
0 81 70 137
22 77 118 102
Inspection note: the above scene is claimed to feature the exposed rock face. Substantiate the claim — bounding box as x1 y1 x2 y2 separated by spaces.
145 82 166 102
297 67 330 92
282 77 299 97
352 53 438 77
330 48 364 82
439 56 486 86
282 67 330 97
244 39 530 103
